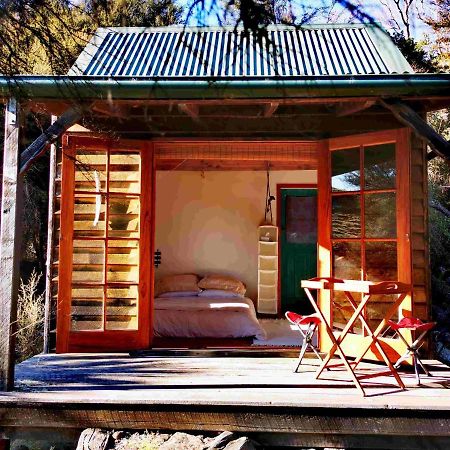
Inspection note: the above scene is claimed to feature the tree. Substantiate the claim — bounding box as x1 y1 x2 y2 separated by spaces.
427 0 450 70
0 0 184 76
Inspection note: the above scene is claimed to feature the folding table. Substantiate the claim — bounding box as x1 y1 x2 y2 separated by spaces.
301 277 411 397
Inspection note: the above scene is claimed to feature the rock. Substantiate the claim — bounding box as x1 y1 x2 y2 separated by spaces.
223 437 256 450
159 432 205 450
205 431 235 449
111 431 126 441
76 429 113 450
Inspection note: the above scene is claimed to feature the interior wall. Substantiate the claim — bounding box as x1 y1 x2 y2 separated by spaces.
155 170 317 300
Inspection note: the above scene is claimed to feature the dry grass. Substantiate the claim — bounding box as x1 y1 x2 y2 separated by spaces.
16 270 45 362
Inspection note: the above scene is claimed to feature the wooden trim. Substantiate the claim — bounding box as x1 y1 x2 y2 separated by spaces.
317 139 332 352
329 129 399 150
396 129 413 314
56 141 76 353
43 116 58 354
276 183 318 317
139 142 154 348
0 98 22 391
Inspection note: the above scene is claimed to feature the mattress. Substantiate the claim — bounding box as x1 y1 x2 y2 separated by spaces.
154 296 267 340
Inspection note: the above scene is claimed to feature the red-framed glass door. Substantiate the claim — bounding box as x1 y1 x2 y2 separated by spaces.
56 136 155 352
317 129 412 360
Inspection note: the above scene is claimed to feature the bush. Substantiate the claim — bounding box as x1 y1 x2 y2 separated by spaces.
16 270 45 362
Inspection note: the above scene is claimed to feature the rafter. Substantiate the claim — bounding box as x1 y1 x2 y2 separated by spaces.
263 102 280 117
335 100 375 117
178 103 200 121
19 105 84 173
380 99 450 162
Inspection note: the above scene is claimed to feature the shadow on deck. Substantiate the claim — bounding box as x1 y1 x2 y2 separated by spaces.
1 353 450 448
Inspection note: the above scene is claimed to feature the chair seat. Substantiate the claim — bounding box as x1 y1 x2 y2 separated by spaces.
286 311 321 326
388 317 436 332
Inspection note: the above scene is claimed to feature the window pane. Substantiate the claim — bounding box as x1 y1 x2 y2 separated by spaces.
332 148 360 192
72 239 104 283
71 286 104 331
365 192 396 238
333 242 362 280
73 195 106 238
332 242 361 330
364 143 396 190
108 197 140 238
286 195 317 243
106 286 138 330
366 241 397 281
109 152 141 194
332 195 361 238
74 151 107 192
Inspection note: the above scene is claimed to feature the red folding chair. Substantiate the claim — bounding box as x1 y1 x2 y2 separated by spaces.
285 311 322 372
388 317 436 385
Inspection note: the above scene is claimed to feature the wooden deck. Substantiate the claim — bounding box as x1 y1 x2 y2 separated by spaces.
2 353 450 448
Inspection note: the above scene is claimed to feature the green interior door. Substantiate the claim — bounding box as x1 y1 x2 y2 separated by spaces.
280 188 317 314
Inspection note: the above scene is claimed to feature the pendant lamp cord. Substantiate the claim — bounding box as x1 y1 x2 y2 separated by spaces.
265 163 274 224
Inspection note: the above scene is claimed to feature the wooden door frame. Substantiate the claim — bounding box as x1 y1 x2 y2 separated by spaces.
317 128 412 354
56 135 155 353
276 183 317 317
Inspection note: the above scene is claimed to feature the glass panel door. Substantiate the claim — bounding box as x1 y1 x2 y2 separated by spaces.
57 138 154 353
331 141 398 331
317 129 412 359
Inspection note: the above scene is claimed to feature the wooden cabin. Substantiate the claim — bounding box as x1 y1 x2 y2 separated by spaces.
1 24 450 390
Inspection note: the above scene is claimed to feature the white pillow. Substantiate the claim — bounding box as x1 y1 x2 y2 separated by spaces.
157 291 200 298
198 289 244 298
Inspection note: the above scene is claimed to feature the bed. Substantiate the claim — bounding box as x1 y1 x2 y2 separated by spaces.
153 295 266 340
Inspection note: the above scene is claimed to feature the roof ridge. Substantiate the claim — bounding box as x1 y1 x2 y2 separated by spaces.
94 23 386 34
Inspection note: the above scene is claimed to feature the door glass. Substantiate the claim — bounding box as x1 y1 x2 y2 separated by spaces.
365 192 396 238
70 149 142 332
286 195 317 243
332 195 361 238
364 143 396 190
332 242 362 330
332 148 360 192
365 241 397 281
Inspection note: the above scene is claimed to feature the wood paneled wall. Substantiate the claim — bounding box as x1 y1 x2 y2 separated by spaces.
410 134 430 321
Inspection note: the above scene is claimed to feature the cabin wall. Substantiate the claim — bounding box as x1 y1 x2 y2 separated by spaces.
410 135 430 321
155 170 317 301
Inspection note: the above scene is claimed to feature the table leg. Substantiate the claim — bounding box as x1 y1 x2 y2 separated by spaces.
349 293 407 389
305 288 368 396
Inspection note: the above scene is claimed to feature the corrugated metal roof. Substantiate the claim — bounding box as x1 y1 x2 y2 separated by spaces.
69 24 413 77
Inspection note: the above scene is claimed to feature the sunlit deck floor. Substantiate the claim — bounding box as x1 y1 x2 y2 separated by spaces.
9 353 450 406
2 353 450 448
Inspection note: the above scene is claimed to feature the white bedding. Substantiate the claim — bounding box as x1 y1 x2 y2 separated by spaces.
154 296 266 340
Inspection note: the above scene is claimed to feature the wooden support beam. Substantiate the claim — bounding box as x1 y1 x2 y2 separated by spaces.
178 103 200 121
335 100 375 117
380 99 450 162
0 98 23 391
43 115 57 354
19 105 83 174
92 101 128 119
263 102 279 117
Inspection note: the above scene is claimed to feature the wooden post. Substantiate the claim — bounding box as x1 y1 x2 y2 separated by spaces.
0 98 23 391
43 115 57 354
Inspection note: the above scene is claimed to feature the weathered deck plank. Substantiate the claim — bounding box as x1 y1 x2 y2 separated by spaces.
1 354 450 448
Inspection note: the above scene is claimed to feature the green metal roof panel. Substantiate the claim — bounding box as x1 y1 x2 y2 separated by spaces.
68 24 413 78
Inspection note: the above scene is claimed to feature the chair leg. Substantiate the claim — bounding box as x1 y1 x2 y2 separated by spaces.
295 339 309 373
394 350 412 369
416 355 432 377
413 354 421 385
